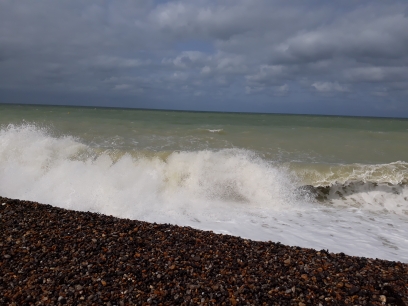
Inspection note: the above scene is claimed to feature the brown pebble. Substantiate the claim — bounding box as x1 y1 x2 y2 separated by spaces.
0 196 407 306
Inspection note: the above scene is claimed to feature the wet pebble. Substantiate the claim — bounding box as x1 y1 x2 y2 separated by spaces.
1 196 407 305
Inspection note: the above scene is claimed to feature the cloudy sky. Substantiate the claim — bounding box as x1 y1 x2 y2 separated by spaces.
1 0 408 117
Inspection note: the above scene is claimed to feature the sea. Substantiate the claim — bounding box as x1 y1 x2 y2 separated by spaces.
1 104 407 262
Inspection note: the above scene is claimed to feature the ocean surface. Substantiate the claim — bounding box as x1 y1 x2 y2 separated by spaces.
1 104 407 262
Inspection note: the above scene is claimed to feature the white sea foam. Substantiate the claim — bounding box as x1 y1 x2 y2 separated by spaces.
1 124 407 262
196 128 225 134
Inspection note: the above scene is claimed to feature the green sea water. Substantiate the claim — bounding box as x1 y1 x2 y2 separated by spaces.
1 103 407 185
2 104 408 161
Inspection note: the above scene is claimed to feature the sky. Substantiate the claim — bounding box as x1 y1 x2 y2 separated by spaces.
1 0 408 117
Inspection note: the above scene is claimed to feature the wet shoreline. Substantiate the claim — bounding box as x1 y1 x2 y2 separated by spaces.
1 197 407 305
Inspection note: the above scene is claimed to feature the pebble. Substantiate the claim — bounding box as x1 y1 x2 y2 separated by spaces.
1 196 407 305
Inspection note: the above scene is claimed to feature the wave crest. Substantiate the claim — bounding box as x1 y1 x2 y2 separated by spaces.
299 181 408 215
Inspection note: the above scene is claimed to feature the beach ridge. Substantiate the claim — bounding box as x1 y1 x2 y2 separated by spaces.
1 196 407 305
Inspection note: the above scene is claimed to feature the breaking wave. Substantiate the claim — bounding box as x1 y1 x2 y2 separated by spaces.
1 124 408 261
0 124 298 215
0 124 407 216
299 181 408 215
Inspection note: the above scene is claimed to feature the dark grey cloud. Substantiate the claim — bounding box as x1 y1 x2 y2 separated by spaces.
0 0 408 116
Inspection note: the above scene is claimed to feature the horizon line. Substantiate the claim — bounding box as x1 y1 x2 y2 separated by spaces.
1 102 408 120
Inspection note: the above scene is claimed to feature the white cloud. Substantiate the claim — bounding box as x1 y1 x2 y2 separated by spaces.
276 84 289 95
246 65 295 90
170 71 188 81
201 65 211 74
344 67 408 83
165 51 207 69
312 82 349 93
245 85 264 94
114 84 132 90
90 56 145 69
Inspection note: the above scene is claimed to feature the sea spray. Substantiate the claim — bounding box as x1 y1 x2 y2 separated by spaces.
0 124 299 211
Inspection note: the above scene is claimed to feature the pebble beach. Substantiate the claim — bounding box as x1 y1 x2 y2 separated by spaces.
1 197 407 305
